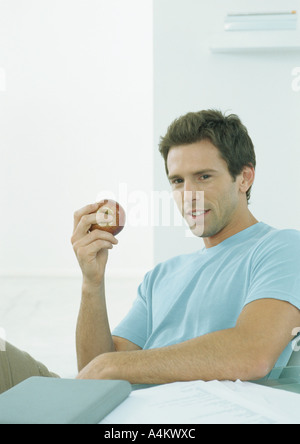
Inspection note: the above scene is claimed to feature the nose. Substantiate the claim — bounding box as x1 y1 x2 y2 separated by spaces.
183 180 203 204
183 178 191 191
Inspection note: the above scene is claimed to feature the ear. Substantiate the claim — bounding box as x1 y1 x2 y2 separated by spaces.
239 166 255 194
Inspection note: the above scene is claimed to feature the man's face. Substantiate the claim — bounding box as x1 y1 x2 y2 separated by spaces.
167 140 246 240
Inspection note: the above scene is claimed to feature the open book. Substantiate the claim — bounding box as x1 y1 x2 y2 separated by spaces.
101 379 300 424
0 377 131 424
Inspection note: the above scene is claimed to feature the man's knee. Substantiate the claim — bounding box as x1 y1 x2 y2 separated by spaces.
0 341 59 395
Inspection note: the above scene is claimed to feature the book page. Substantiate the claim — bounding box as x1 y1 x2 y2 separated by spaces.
100 380 295 424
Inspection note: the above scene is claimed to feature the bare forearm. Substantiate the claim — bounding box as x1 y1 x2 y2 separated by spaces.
77 296 299 385
76 280 115 371
78 327 271 383
123 329 268 383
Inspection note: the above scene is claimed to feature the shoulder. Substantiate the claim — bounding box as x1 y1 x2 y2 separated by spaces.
246 227 300 309
266 227 300 243
250 226 300 267
254 227 300 252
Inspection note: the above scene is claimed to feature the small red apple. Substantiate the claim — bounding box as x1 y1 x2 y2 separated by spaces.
90 199 126 236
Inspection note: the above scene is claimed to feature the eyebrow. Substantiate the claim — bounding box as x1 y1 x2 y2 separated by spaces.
168 169 218 182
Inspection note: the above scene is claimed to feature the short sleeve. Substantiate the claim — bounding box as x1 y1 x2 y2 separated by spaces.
245 230 300 310
112 271 151 348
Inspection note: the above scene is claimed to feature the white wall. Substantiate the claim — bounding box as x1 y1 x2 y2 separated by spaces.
154 0 300 263
0 0 153 279
1 0 300 275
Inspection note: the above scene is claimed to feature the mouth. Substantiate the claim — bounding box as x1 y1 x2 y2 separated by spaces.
186 209 210 219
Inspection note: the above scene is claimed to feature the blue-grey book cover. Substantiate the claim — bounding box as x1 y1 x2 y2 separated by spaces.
0 377 131 424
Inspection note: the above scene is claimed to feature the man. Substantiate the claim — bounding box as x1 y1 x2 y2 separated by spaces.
1 109 300 394
73 110 300 384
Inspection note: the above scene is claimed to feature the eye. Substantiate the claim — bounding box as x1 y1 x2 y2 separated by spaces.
171 178 183 185
200 175 211 180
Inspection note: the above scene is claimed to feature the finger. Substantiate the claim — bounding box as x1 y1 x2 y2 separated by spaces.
73 202 100 232
72 213 98 243
91 228 118 244
73 228 118 251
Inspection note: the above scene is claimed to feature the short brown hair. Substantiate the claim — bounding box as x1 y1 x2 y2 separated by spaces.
159 109 256 203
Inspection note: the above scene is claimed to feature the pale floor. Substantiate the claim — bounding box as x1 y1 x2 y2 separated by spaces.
0 276 139 378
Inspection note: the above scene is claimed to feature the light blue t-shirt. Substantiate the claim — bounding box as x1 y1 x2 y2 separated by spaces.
113 222 300 375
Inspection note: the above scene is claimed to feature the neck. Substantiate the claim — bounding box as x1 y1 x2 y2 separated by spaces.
203 210 259 249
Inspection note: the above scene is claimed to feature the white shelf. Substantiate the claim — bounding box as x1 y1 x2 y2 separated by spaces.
210 30 300 53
